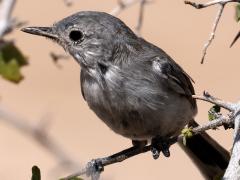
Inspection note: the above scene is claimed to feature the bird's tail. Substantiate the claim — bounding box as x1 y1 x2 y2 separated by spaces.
178 120 230 180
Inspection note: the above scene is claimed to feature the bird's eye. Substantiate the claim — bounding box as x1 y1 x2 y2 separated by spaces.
69 30 84 42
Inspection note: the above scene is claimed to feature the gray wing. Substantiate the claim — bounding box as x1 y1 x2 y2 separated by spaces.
152 56 196 109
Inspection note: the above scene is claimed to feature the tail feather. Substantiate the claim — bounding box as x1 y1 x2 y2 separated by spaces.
179 120 230 179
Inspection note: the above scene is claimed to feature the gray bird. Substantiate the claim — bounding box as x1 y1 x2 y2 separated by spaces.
22 11 229 179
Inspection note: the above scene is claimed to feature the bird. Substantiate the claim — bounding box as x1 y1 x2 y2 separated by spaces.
21 11 230 179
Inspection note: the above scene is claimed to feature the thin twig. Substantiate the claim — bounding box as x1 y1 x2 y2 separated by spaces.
192 91 235 111
0 0 16 37
230 30 240 47
0 0 26 38
201 4 225 64
184 0 240 63
63 0 74 6
190 115 232 133
110 0 151 35
50 52 70 68
110 0 140 16
185 0 240 8
135 0 146 35
0 105 79 169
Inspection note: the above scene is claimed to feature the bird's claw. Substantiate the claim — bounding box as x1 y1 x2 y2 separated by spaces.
151 147 160 159
151 137 170 159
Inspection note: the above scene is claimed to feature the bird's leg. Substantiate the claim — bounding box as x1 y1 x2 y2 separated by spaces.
151 136 170 159
132 140 148 148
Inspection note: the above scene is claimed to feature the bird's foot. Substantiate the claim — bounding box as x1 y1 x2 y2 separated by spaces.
151 137 170 159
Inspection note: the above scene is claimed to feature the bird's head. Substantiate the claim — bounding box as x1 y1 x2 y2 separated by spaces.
21 11 138 70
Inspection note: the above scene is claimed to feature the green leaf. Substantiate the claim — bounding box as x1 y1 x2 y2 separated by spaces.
31 166 41 180
208 105 221 121
236 4 240 22
181 127 193 145
0 41 27 83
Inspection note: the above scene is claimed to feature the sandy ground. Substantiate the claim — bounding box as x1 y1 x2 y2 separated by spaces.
0 0 239 179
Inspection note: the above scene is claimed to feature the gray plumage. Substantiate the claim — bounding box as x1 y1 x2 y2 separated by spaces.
21 11 229 179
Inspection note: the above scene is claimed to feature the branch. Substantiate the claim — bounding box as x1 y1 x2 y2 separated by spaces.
223 114 240 179
50 52 70 68
185 0 240 8
63 0 74 6
0 0 26 38
0 105 79 169
192 91 235 111
223 103 240 179
184 0 240 64
110 0 140 16
190 115 232 133
135 0 147 35
110 0 151 35
200 4 224 64
192 92 240 179
230 30 240 47
0 0 16 37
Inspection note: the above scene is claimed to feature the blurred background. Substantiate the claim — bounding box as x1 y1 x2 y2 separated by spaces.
0 0 239 179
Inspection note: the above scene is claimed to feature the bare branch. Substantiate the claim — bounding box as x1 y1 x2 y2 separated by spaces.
0 105 79 169
223 108 240 179
50 52 70 68
192 91 235 111
184 0 240 63
0 0 16 37
110 0 140 16
185 0 240 8
200 4 225 64
135 0 147 35
230 30 240 47
110 0 151 35
0 0 26 38
193 91 240 179
191 115 232 133
63 0 74 6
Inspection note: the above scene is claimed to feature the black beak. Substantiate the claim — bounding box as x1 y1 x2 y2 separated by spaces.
21 26 58 40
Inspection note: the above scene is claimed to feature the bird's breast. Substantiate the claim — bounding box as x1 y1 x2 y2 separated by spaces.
81 68 194 140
